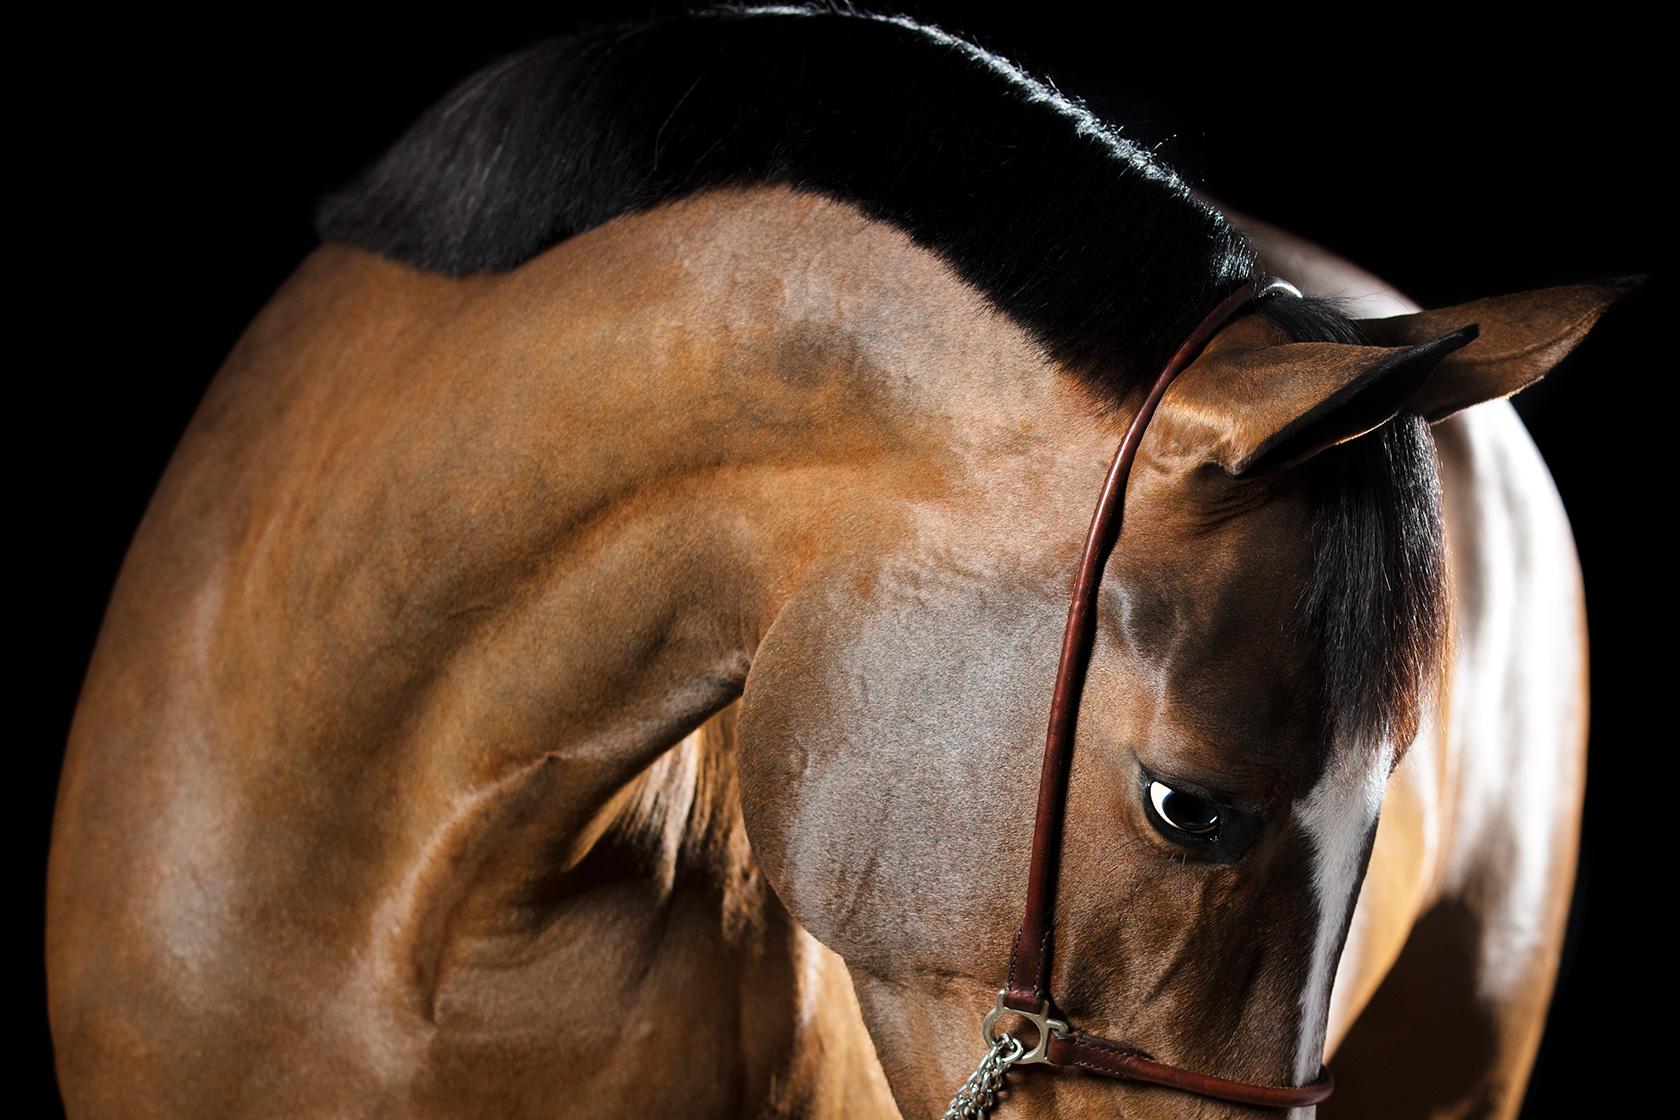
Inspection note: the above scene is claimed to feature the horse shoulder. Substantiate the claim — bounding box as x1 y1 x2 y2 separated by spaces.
1431 397 1588 1000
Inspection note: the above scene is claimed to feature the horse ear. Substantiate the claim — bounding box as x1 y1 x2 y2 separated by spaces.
1160 280 1634 477
1161 326 1479 477
1354 282 1632 423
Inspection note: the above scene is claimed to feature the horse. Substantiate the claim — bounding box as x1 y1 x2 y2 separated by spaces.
46 6 1629 1117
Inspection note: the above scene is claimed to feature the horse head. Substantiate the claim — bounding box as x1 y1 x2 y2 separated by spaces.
733 277 1622 1116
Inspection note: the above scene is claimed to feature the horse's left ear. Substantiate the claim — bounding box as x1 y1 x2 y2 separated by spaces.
1354 281 1633 422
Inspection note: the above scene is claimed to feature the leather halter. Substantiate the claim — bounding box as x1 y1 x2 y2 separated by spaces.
985 274 1335 1110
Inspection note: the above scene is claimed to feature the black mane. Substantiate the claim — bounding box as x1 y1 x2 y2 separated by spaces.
313 2 1256 400
314 2 1443 758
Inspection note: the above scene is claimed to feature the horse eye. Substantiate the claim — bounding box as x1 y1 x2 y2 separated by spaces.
1147 780 1220 837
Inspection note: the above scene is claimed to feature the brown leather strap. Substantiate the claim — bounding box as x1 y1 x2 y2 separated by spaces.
1046 1034 1335 1108
1003 275 1277 1009
1000 274 1334 1108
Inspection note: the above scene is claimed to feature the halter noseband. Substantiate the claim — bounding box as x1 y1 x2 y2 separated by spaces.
945 274 1334 1117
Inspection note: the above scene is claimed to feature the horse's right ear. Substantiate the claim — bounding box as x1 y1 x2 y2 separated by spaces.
1152 279 1637 479
1354 280 1638 423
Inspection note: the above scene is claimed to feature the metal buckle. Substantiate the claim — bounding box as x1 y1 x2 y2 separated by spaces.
981 989 1069 1065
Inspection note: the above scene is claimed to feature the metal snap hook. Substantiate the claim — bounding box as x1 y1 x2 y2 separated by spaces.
980 990 1068 1065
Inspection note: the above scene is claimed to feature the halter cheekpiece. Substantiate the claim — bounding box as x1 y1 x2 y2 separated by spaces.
944 274 1335 1118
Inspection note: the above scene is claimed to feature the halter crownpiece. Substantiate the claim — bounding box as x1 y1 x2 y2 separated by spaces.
944 274 1333 1119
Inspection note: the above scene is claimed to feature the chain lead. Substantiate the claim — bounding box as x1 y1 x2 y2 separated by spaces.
942 1033 1026 1120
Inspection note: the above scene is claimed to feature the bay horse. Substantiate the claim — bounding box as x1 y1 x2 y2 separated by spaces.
47 6 1629 1117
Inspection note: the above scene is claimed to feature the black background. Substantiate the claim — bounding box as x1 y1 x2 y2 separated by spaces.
30 4 1660 1115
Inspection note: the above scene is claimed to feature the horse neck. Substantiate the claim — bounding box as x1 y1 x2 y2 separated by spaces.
243 185 1114 993
330 184 1098 809
284 185 1110 1102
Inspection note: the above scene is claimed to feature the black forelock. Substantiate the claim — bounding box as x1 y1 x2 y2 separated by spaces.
312 1 1258 405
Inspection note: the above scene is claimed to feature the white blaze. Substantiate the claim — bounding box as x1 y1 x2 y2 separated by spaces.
1291 739 1393 1100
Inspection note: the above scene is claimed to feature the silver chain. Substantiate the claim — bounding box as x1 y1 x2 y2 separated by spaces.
941 1032 1026 1120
